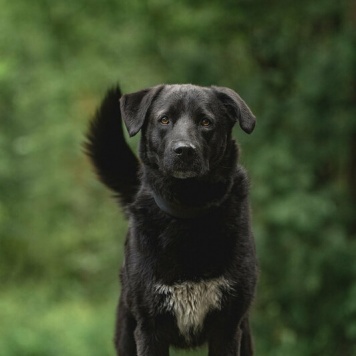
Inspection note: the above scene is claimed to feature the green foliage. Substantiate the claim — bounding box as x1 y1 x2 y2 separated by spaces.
0 284 119 356
1 0 355 355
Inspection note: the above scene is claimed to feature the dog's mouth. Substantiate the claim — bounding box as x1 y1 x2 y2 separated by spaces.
164 160 209 179
171 170 200 179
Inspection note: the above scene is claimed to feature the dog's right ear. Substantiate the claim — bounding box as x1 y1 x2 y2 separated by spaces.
120 85 164 137
212 86 256 134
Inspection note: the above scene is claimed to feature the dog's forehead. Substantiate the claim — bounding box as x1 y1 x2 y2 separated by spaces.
152 84 216 113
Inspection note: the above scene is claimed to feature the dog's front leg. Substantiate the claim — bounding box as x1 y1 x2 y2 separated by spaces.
134 322 169 356
208 326 242 356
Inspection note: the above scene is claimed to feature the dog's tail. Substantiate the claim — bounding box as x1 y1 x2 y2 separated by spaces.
85 86 140 208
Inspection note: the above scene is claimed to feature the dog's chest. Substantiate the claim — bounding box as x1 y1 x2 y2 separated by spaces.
155 277 231 340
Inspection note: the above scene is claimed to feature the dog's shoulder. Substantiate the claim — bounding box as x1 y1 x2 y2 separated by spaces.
231 164 251 199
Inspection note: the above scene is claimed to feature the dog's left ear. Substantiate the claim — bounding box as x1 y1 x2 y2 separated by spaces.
120 85 164 137
212 86 256 134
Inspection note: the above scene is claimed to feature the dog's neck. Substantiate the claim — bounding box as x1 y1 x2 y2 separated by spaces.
151 190 217 219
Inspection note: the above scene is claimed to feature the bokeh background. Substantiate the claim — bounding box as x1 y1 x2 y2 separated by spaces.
1 0 355 355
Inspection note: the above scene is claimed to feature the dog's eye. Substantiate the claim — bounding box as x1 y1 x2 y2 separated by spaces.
159 116 170 125
200 118 212 127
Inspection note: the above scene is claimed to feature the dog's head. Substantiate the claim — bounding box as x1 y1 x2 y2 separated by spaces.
120 84 255 179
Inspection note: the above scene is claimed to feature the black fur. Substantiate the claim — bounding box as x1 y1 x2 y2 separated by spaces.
85 86 139 207
86 84 258 355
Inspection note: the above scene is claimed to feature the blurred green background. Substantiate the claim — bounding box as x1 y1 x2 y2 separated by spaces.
1 0 355 355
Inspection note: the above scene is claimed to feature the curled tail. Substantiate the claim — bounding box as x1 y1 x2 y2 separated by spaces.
85 86 140 208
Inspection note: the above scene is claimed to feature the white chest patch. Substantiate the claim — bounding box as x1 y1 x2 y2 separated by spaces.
154 277 231 340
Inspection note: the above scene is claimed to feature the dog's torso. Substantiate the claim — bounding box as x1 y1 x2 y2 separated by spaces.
120 166 257 348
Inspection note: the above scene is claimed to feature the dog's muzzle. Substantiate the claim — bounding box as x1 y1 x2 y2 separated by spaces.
172 141 196 158
163 141 207 179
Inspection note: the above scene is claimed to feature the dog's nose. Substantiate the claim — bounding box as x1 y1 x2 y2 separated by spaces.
172 142 196 157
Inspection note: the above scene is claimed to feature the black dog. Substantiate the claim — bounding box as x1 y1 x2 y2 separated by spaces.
86 84 258 356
